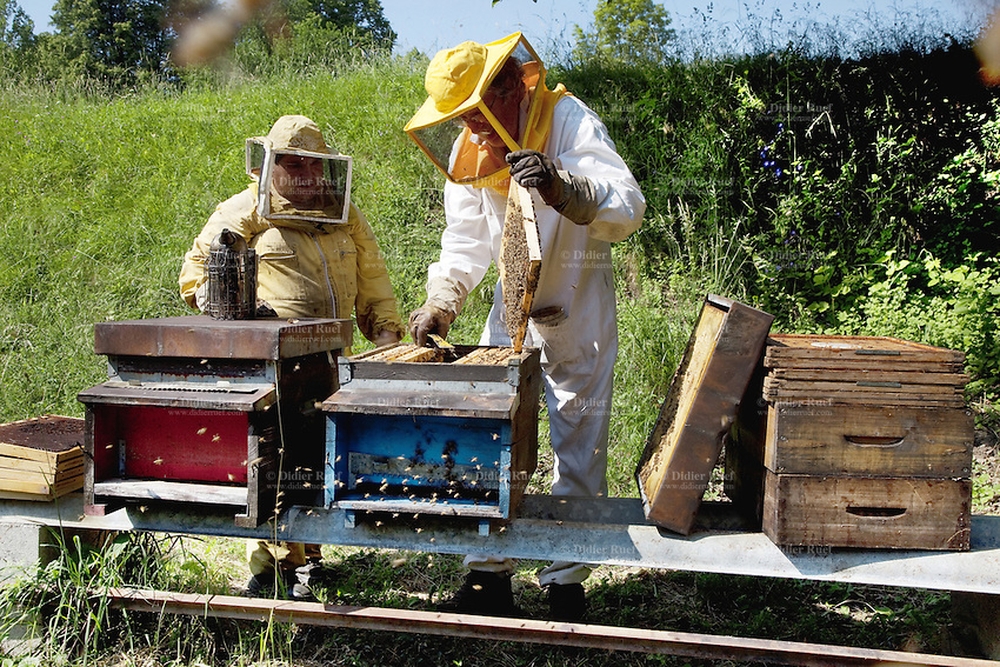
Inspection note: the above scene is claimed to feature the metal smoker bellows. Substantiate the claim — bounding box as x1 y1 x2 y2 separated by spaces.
206 228 256 320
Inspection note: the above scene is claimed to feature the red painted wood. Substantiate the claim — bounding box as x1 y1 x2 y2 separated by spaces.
113 405 248 484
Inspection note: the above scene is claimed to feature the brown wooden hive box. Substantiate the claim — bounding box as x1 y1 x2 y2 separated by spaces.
0 415 85 501
726 333 974 551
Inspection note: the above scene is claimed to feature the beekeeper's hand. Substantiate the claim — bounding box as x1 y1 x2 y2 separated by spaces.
507 149 561 204
372 329 401 347
409 304 454 347
506 149 599 225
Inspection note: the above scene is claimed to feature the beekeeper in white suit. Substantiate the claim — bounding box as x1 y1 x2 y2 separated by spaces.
405 33 645 621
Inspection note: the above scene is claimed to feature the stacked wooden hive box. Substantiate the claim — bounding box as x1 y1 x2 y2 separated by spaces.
728 334 974 551
0 415 85 501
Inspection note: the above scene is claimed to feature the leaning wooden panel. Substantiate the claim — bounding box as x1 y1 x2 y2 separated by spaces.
762 472 971 550
636 295 773 535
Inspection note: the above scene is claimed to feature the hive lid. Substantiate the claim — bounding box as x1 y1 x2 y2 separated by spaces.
764 334 965 370
762 334 968 407
93 315 352 360
635 295 774 535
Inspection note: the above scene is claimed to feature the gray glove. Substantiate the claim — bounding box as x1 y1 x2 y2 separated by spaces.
409 304 455 346
506 149 599 225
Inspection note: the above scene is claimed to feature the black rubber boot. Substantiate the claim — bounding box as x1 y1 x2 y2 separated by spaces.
437 571 516 617
546 582 586 622
290 561 323 601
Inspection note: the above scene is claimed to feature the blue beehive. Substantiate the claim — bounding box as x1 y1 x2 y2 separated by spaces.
321 344 542 522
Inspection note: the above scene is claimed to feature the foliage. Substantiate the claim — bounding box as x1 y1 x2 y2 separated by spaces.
0 0 35 73
285 0 395 48
0 0 396 89
0 0 33 49
829 250 1000 397
1 531 166 660
47 0 172 87
571 0 676 67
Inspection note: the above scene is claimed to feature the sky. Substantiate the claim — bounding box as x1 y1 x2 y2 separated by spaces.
11 0 995 59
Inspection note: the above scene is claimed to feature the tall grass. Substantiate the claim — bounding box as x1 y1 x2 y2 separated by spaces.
0 56 437 422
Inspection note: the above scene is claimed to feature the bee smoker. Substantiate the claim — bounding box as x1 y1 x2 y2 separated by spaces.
206 228 257 320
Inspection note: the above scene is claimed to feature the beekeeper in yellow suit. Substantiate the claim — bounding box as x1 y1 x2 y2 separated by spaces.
179 115 403 599
405 34 645 621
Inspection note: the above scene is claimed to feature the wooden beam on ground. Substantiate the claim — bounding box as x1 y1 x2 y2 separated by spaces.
106 587 996 667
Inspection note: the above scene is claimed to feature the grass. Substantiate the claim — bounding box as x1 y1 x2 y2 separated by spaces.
0 532 972 666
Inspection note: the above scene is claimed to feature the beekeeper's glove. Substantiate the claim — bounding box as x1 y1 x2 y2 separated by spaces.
409 276 465 346
506 149 599 225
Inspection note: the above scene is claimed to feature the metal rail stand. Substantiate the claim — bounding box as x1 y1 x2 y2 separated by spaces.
1 493 999 662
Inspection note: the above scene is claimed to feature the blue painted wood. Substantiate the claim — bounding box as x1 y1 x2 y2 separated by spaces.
326 411 516 517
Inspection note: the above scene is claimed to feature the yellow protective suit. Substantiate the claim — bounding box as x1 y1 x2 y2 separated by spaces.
179 186 403 341
178 190 403 580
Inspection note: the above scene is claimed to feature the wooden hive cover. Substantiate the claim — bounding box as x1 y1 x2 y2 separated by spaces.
763 334 968 408
0 415 85 501
636 295 774 535
93 315 353 360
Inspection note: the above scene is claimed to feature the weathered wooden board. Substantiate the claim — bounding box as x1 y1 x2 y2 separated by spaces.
0 458 83 480
0 473 83 500
764 334 965 370
636 295 774 535
763 403 973 477
762 472 971 550
499 182 541 353
768 368 969 385
762 379 966 408
93 479 250 506
93 316 352 361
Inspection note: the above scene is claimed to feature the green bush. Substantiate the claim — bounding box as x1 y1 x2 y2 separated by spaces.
830 250 1000 397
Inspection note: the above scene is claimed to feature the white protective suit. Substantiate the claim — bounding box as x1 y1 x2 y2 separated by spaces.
428 94 646 584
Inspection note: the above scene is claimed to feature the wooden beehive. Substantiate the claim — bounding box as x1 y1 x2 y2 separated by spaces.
635 295 774 535
0 415 84 501
78 316 351 526
727 334 974 551
322 343 542 522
